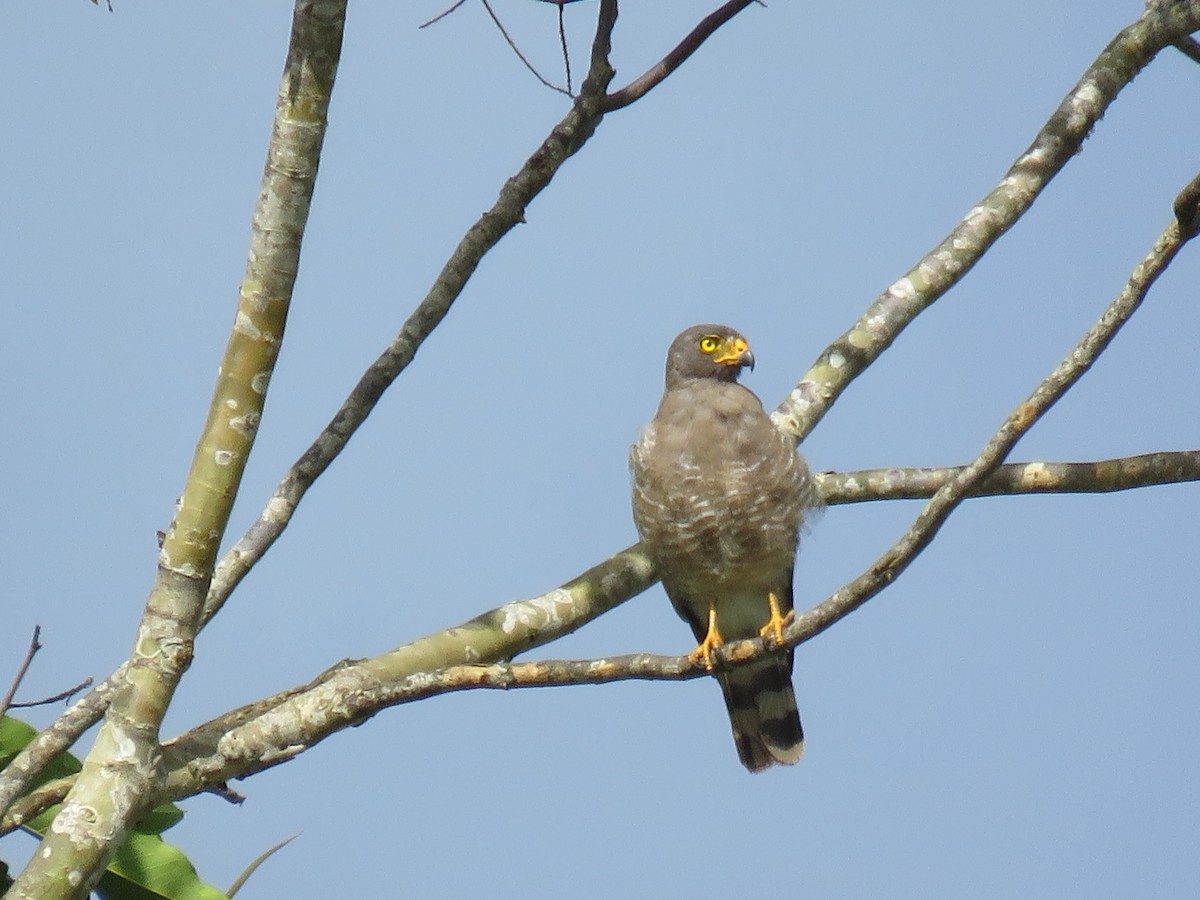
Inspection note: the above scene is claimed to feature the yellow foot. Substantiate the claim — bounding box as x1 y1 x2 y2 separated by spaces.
688 604 724 672
759 592 795 648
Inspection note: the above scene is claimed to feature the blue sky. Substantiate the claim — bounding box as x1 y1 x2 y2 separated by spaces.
3 1 1199 897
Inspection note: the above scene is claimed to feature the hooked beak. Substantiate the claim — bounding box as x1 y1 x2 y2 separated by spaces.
714 337 755 371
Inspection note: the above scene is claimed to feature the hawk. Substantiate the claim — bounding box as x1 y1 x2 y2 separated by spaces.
630 324 818 772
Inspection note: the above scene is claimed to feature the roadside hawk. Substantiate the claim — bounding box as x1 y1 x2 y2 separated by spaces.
630 324 818 772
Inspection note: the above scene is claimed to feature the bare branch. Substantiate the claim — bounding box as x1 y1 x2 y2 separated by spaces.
604 0 757 111
419 0 470 30
559 1 573 95
0 778 72 838
818 451 1200 505
0 626 42 720
1173 168 1200 237
1174 35 1200 64
8 678 94 711
772 2 1200 444
480 0 572 96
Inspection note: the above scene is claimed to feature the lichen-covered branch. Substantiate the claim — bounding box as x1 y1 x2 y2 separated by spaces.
6 3 346 896
774 177 1200 652
158 544 656 797
818 451 1200 504
771 1 1200 444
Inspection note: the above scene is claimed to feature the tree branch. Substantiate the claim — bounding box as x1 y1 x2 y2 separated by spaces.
771 171 1200 653
604 0 756 111
0 626 42 720
1174 35 1200 64
158 542 656 795
6 3 346 896
818 451 1200 504
7 678 94 711
771 1 1200 444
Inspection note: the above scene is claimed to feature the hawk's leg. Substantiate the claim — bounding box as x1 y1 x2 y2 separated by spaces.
758 592 795 648
688 603 724 672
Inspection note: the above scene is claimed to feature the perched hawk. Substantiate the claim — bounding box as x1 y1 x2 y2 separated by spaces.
630 324 818 772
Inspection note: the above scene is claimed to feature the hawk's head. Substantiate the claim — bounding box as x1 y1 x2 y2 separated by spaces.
664 324 756 388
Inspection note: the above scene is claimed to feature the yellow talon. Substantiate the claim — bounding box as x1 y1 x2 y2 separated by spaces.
689 604 724 671
759 592 794 647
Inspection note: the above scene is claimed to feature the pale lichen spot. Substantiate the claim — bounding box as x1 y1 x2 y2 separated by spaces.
113 731 137 760
251 371 272 395
51 801 97 834
890 276 916 301
463 645 480 663
915 262 938 290
266 496 294 520
229 412 261 438
1020 461 1051 489
214 449 238 466
225 398 239 410
846 329 873 351
234 311 263 340
828 350 847 370
500 589 574 634
1074 82 1101 113
67 871 83 887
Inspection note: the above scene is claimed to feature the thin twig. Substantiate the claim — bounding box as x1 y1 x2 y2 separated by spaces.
481 0 572 96
1174 35 1200 63
604 0 757 110
0 626 43 720
7 678 94 711
419 0 470 29
559 2 573 96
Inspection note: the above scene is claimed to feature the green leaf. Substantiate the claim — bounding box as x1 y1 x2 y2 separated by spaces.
96 832 228 900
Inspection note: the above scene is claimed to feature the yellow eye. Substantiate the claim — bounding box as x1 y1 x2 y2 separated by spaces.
698 335 721 354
